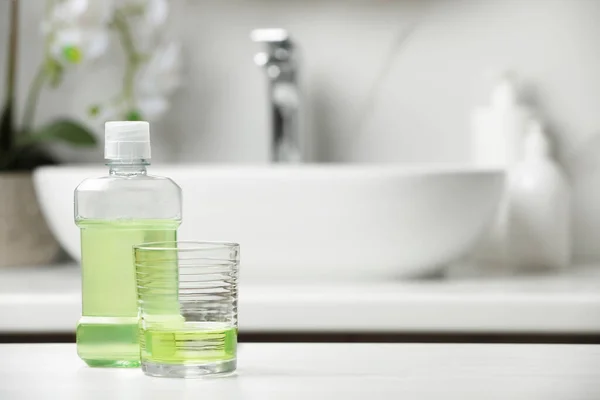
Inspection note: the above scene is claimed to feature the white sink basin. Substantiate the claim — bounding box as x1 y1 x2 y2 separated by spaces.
34 165 503 281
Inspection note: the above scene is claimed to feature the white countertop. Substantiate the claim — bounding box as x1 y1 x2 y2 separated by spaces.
2 343 600 399
2 264 600 334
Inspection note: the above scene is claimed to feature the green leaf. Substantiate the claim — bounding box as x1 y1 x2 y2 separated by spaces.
27 119 97 147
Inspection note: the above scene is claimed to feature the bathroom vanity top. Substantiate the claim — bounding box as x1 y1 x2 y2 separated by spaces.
1 264 600 335
1 343 600 399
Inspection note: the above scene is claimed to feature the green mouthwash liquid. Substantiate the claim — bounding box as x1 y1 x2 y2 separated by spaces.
140 322 237 365
76 219 179 367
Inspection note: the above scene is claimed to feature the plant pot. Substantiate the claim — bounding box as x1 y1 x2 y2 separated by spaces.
0 172 61 266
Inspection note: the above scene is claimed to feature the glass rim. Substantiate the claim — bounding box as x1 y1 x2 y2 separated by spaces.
133 240 239 252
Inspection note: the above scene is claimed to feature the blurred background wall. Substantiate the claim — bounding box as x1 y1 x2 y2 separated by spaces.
2 0 600 259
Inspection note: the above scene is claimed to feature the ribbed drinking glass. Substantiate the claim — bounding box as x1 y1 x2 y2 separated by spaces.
134 241 240 378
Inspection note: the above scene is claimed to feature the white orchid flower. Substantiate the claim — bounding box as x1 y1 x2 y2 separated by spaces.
132 41 181 120
78 0 181 123
45 0 114 64
50 0 113 28
137 41 182 96
119 0 169 54
90 95 169 123
47 0 87 27
136 96 170 121
144 0 169 27
50 28 110 64
89 41 181 122
115 0 168 26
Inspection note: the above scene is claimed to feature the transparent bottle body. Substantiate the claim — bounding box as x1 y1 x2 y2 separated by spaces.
74 162 182 367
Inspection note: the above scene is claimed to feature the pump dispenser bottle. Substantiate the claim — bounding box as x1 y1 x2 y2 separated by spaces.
471 72 530 168
74 121 182 367
507 122 571 270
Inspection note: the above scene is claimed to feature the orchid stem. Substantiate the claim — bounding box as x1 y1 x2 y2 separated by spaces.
21 0 55 134
113 10 141 114
22 65 47 133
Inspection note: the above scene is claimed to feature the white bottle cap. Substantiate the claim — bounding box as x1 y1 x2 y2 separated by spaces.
104 121 151 161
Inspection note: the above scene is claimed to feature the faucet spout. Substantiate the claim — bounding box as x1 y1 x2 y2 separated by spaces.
251 29 302 163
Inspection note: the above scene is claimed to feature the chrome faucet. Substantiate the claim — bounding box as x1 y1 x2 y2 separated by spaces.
251 29 302 163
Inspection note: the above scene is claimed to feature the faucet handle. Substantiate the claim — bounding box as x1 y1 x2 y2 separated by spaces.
250 28 291 45
251 29 294 67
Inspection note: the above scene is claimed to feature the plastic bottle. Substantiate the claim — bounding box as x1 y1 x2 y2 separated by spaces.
74 121 182 367
471 72 531 168
507 121 571 271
